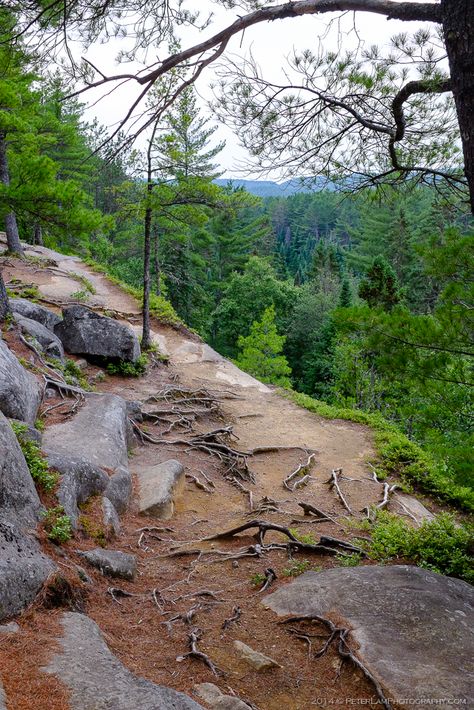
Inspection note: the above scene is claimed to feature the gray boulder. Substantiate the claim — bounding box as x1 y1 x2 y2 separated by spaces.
0 520 55 621
264 565 474 705
46 452 109 529
14 313 64 360
77 549 137 580
10 298 61 332
0 413 55 620
44 612 203 709
137 459 185 519
0 412 42 526
55 305 140 362
0 678 5 710
0 338 41 423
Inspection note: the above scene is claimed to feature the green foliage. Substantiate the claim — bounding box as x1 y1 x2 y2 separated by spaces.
288 528 317 545
70 289 90 302
250 572 266 587
359 255 401 310
42 506 73 544
106 353 148 377
235 304 292 387
11 421 58 492
336 552 363 567
282 559 322 577
368 512 474 583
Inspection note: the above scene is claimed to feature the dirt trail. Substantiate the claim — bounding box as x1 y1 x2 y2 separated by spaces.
0 242 420 710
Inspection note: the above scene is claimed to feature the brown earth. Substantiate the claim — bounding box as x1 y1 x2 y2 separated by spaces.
0 241 430 709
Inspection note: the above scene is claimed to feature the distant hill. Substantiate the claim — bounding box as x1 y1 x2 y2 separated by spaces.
214 177 334 197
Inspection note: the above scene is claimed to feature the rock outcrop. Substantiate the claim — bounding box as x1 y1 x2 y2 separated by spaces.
10 298 61 332
264 565 474 705
44 613 203 710
0 413 55 620
137 459 185 519
55 305 140 362
194 683 252 709
0 338 41 423
14 313 65 360
43 393 133 525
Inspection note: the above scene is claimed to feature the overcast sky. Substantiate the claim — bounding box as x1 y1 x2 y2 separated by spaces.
80 2 430 180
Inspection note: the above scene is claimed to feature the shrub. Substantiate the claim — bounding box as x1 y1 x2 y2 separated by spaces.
282 560 322 577
11 422 58 492
106 353 148 377
368 511 474 583
42 507 73 544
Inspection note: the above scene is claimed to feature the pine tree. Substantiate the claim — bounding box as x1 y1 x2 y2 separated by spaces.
339 279 352 307
359 256 401 310
235 305 292 387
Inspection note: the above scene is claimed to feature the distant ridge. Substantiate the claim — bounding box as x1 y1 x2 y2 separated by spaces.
214 177 333 197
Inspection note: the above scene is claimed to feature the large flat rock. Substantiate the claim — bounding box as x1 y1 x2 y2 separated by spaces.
137 459 185 519
43 393 132 522
264 565 474 705
44 612 203 709
0 338 41 423
43 393 130 473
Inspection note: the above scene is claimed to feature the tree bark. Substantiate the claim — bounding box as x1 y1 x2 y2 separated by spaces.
0 268 10 322
33 222 44 246
0 133 23 255
442 0 474 212
142 200 152 351
153 226 161 296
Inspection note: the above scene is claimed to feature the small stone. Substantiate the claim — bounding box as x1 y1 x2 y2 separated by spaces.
194 683 252 709
232 560 239 569
78 549 137 581
76 566 93 585
233 640 282 671
0 622 20 634
74 359 88 370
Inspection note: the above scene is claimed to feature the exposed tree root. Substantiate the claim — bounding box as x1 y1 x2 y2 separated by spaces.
186 472 214 494
176 629 223 676
222 605 242 630
259 567 277 593
327 468 352 514
281 616 391 710
283 453 316 491
298 502 337 524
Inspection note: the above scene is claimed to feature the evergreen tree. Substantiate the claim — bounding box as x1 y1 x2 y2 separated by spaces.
339 278 352 307
359 256 401 310
235 305 292 387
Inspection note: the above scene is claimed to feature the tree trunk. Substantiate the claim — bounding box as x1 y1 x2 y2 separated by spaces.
142 202 152 351
153 226 161 296
0 133 23 255
0 269 10 322
33 222 44 246
442 0 474 213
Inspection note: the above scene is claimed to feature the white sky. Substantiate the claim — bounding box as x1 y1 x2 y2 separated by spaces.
79 1 431 179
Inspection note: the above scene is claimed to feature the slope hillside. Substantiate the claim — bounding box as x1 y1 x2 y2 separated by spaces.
0 238 472 710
